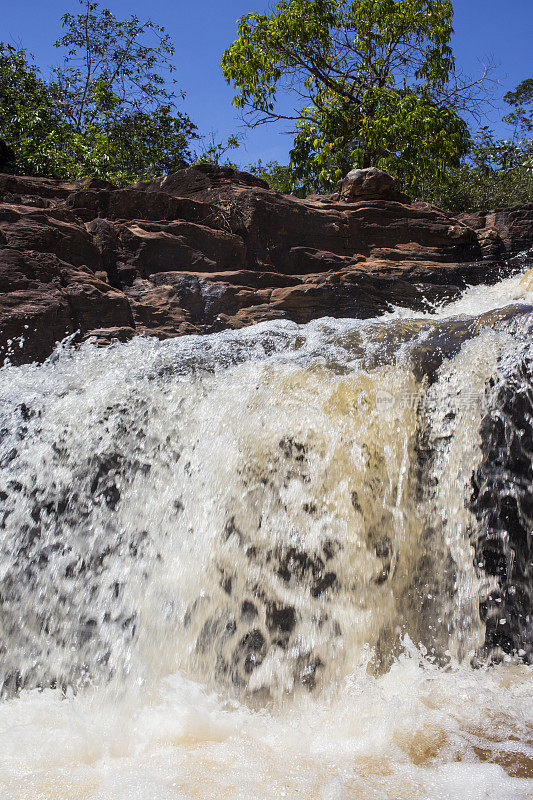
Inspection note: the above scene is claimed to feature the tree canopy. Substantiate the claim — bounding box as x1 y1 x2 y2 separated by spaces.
421 83 533 212
0 0 530 212
503 79 533 136
0 0 197 183
53 1 177 133
222 0 485 192
0 44 71 177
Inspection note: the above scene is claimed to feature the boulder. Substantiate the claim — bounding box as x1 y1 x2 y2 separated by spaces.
339 167 411 204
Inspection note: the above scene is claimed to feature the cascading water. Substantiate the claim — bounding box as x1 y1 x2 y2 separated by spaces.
0 266 532 799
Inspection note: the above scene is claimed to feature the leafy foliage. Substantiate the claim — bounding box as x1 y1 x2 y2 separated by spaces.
503 79 533 134
222 0 477 192
0 1 197 183
246 77 533 211
289 88 469 194
1 0 530 213
53 1 177 132
0 44 77 177
73 108 198 183
420 84 533 211
420 134 533 212
191 133 243 166
246 160 301 194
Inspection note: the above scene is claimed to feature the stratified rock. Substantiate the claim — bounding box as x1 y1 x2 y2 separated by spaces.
0 248 133 365
0 205 101 268
0 173 115 208
153 186 476 273
134 163 269 202
0 165 530 364
457 205 533 256
66 187 225 228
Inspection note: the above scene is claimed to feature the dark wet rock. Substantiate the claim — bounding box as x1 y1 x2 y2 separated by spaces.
266 602 296 634
310 571 337 597
241 601 258 620
470 354 533 663
0 398 161 696
298 657 323 690
237 629 266 674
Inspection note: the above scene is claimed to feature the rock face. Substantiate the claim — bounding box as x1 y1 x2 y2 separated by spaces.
457 205 533 259
0 165 531 364
134 162 269 201
0 246 133 364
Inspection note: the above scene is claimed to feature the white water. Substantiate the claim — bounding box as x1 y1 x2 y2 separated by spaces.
0 267 532 799
382 265 533 322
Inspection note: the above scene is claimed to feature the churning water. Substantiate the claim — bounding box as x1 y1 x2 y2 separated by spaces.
0 267 532 799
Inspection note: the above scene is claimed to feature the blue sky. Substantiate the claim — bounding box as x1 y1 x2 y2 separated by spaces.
3 0 532 166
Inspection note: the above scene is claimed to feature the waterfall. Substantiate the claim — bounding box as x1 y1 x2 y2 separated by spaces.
0 268 532 798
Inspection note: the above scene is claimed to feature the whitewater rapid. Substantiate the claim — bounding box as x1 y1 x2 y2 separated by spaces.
0 266 532 799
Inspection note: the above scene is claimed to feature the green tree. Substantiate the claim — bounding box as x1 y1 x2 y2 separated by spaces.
246 159 303 194
0 1 198 183
503 78 533 136
419 80 533 212
77 107 198 183
222 0 485 192
0 44 80 176
191 132 243 166
51 0 197 182
54 1 177 132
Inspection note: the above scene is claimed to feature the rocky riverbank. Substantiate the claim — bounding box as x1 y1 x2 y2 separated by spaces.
1 164 532 364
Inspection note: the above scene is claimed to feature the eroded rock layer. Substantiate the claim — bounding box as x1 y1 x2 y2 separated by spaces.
1 164 532 364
